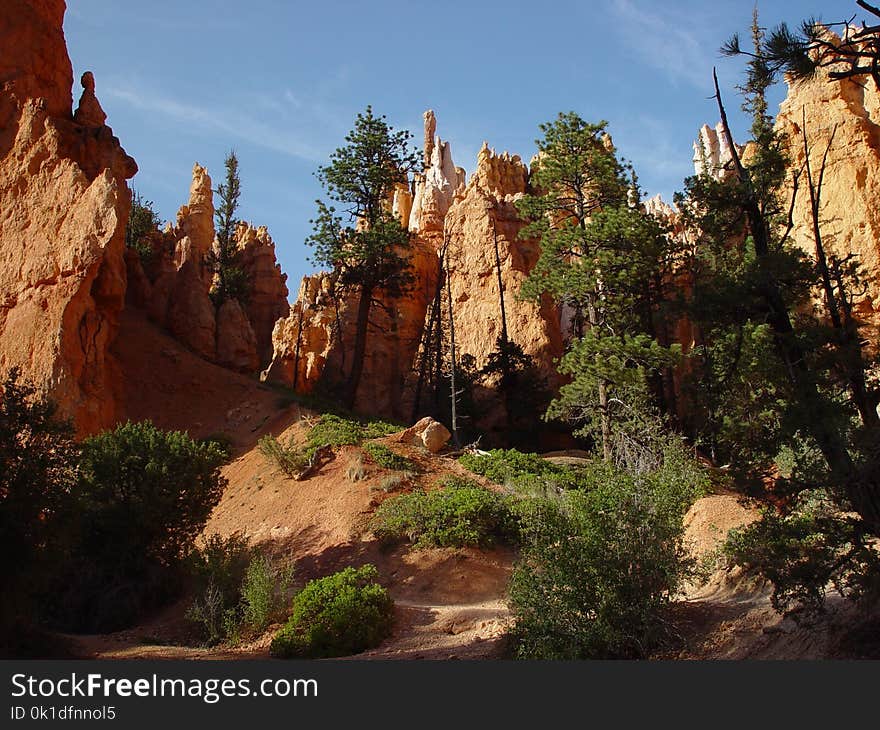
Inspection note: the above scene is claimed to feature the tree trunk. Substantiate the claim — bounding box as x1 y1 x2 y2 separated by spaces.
492 219 514 427
585 295 612 462
345 284 373 411
446 264 460 448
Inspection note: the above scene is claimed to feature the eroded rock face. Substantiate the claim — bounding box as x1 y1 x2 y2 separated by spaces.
266 112 563 427
693 122 744 181
215 298 259 372
775 63 880 328
444 143 560 377
125 164 289 372
0 0 137 434
236 222 289 365
408 109 466 234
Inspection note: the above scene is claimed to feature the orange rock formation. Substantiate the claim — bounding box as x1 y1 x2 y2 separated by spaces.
0 0 136 434
266 112 564 426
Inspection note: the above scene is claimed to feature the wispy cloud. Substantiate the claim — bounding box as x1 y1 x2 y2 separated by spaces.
104 83 328 163
612 115 697 202
609 0 719 91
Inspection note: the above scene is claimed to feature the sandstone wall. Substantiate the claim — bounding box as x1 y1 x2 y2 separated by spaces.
0 0 137 434
266 111 564 425
775 63 880 329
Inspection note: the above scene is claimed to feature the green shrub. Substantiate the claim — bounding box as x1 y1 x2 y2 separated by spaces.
724 490 880 619
77 421 227 568
270 565 393 658
509 459 705 659
241 554 295 634
50 421 227 632
459 448 587 496
459 449 558 483
201 432 235 461
371 483 517 548
437 475 481 490
258 434 309 477
307 414 399 449
186 533 252 644
363 442 417 472
187 534 294 644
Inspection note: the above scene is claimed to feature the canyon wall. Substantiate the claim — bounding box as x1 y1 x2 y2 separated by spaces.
775 62 880 330
1 1 290 433
125 164 289 373
0 0 137 434
266 111 564 426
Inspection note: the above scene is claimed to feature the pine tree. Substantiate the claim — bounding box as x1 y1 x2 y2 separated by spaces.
722 1 880 90
518 113 681 461
307 107 419 410
211 150 249 305
682 12 880 532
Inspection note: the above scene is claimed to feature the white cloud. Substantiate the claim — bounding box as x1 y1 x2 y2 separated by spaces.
609 0 719 91
104 83 327 163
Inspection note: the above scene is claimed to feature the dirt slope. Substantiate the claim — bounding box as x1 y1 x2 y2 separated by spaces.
74 321 876 659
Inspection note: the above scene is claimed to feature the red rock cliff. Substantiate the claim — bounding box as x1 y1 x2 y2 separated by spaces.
0 0 137 434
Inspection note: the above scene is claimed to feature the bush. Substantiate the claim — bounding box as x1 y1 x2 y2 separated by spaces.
370 483 517 548
201 432 235 461
51 421 227 632
724 490 880 619
459 449 559 483
307 414 399 449
363 442 417 472
187 534 293 644
459 447 586 496
258 434 309 477
0 369 78 645
186 534 252 644
508 458 705 659
270 565 393 658
240 554 294 634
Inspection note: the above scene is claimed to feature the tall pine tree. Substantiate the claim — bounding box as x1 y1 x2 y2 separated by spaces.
307 107 419 409
211 150 249 305
518 113 681 461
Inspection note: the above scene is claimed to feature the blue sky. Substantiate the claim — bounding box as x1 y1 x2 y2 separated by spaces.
65 0 859 295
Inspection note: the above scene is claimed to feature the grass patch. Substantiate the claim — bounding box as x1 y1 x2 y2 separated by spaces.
370 482 518 548
306 414 400 450
363 443 418 472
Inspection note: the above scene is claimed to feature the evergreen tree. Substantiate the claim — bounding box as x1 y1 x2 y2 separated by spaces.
681 13 880 532
722 0 880 90
125 190 162 270
518 113 681 461
0 369 78 643
211 150 249 305
307 106 419 409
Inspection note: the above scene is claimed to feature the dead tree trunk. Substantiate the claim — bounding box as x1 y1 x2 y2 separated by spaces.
801 113 879 430
713 69 880 531
446 255 461 448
